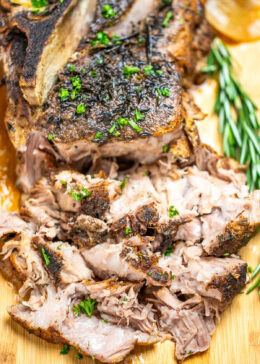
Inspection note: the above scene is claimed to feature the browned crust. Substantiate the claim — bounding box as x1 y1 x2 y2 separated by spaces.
208 261 247 303
205 216 259 256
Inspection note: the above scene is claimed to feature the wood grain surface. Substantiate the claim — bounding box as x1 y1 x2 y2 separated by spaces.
0 41 259 364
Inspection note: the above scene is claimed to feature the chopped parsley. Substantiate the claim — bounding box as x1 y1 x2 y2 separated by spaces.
224 252 230 256
92 32 111 46
41 247 50 266
123 65 140 77
71 90 77 100
57 244 62 250
112 35 122 44
156 70 163 75
102 4 116 19
81 67 86 73
91 70 97 77
68 64 76 71
95 131 102 139
157 87 170 97
169 205 179 218
31 0 48 9
48 134 55 141
60 344 70 355
76 103 86 115
91 356 95 361
187 350 193 355
134 110 145 122
103 319 108 323
172 274 176 280
125 227 132 235
162 0 172 3
59 88 69 100
138 37 144 44
162 11 173 27
76 353 83 359
179 18 184 24
128 119 142 133
162 145 169 153
148 271 152 276
71 75 82 91
73 297 97 318
165 245 173 256
120 177 129 191
248 266 253 273
69 187 92 201
144 65 154 75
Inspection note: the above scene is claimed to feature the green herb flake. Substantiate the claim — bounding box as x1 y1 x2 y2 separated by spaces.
179 18 184 24
156 70 163 75
71 75 82 91
41 247 50 266
57 244 63 250
91 356 95 361
148 271 152 276
112 35 122 44
169 205 179 218
102 4 116 19
162 145 169 153
48 134 55 141
165 245 173 256
188 350 193 355
224 252 230 256
144 65 154 75
103 319 108 323
76 103 86 115
79 297 97 317
125 227 132 235
138 37 144 45
95 131 102 139
248 266 253 273
81 67 86 73
162 11 173 27
134 110 145 122
73 304 81 316
69 187 92 201
76 353 83 359
31 0 48 9
60 344 70 355
172 274 176 280
68 64 76 72
120 177 129 191
91 70 97 77
123 65 140 77
59 88 69 100
92 32 111 46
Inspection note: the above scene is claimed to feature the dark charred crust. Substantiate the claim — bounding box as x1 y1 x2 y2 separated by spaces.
38 5 185 142
209 262 247 303
136 203 159 225
80 183 110 219
205 216 258 256
91 0 133 33
34 240 63 282
12 0 75 85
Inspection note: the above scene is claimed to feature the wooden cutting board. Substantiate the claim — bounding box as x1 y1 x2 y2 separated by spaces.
0 41 259 364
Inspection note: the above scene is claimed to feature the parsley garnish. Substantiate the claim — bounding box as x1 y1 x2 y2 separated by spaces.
102 4 116 19
92 32 111 46
162 11 172 27
31 0 48 10
162 145 169 153
68 64 76 71
91 70 97 77
59 88 69 100
60 344 70 355
172 274 176 280
144 65 154 75
103 319 108 323
120 177 129 191
57 244 62 250
123 65 140 77
148 272 152 276
125 227 132 235
48 134 55 141
69 187 92 201
224 252 230 256
41 247 50 265
73 297 97 318
179 18 184 24
128 119 142 133
187 350 193 355
157 87 170 97
76 353 83 359
156 70 163 75
169 205 179 218
71 75 81 91
76 104 86 115
81 67 86 73
165 245 173 256
134 110 145 122
95 131 102 139
112 35 122 44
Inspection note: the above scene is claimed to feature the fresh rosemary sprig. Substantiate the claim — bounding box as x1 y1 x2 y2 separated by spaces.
202 38 260 191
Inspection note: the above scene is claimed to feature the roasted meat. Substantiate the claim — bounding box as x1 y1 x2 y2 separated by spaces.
0 0 213 191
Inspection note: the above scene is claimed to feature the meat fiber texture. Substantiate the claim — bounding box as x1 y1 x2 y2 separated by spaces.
0 157 258 362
